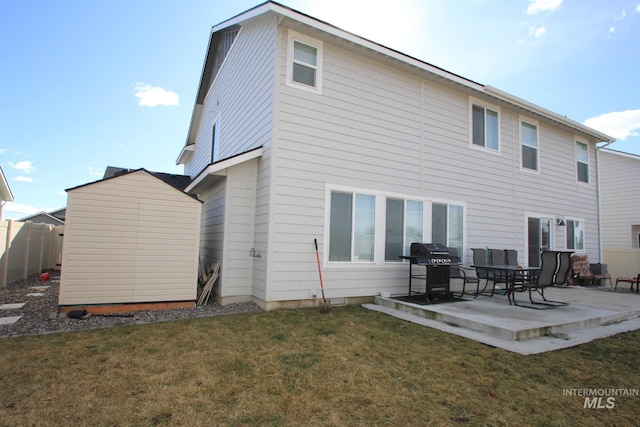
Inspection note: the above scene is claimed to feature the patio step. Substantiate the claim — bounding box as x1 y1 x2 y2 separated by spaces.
372 295 631 341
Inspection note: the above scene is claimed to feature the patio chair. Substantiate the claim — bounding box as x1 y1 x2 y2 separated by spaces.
471 248 499 296
567 254 594 286
614 274 640 293
514 251 570 309
488 248 509 290
555 251 573 286
505 249 519 266
448 247 480 298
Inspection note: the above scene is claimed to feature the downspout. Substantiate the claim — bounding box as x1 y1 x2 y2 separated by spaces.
595 141 613 263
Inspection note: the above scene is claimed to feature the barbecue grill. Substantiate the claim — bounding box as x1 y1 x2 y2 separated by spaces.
400 243 460 302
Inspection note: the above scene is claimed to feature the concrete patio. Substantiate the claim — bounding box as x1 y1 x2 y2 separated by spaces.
363 283 640 355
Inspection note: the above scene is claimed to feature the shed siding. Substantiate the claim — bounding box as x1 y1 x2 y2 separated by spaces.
600 150 640 248
264 24 601 301
59 171 201 305
185 15 276 178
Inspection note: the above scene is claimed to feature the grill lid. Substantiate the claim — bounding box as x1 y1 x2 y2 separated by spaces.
410 243 449 257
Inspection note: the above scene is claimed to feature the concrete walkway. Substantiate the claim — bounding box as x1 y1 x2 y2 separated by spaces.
364 286 640 355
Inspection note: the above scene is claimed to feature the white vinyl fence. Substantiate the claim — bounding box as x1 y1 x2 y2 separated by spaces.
0 220 64 288
603 248 640 282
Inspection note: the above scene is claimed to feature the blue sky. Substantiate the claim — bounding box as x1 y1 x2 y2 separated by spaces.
1 0 639 219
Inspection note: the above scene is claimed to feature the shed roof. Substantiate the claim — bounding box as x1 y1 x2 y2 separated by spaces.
67 168 199 201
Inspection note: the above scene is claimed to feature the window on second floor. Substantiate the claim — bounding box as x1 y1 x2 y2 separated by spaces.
576 140 589 183
566 219 585 251
471 101 499 151
520 118 539 171
287 31 323 94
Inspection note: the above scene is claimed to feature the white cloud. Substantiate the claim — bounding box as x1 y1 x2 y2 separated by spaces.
2 202 42 219
14 176 33 182
134 83 179 107
584 110 640 140
527 0 563 14
530 26 547 37
8 160 34 173
636 4 640 13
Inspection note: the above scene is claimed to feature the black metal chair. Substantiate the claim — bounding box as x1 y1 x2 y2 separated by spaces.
514 251 570 309
488 248 509 293
471 248 499 297
505 249 519 266
447 247 480 298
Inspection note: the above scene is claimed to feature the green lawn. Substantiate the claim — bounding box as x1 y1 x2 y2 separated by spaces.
0 305 638 426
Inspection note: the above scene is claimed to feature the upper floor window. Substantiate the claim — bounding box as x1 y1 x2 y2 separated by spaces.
470 100 499 151
576 140 589 183
287 31 323 94
520 118 539 171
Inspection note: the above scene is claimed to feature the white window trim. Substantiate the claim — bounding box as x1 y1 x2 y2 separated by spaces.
519 116 540 174
324 184 466 268
565 217 586 252
575 138 590 185
469 97 501 154
524 212 555 266
286 30 323 94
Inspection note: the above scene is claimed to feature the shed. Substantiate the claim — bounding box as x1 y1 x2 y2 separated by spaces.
58 169 202 313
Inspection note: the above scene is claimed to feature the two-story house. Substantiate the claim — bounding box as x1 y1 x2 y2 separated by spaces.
177 1 615 309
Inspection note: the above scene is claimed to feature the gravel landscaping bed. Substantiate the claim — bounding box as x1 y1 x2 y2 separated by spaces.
0 271 262 338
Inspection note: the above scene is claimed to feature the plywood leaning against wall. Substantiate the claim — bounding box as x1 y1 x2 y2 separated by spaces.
0 220 64 287
59 170 202 307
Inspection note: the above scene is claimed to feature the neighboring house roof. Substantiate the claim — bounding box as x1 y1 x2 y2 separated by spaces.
0 165 14 203
17 211 65 225
48 208 66 222
600 147 640 160
182 1 614 151
67 168 199 201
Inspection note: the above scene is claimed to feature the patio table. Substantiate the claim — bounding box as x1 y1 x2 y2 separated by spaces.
471 264 541 306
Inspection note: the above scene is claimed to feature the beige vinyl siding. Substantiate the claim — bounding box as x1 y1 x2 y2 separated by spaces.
185 15 277 178
59 171 201 305
600 150 640 248
264 24 602 301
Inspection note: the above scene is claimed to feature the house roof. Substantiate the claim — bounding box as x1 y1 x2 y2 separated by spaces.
0 166 14 202
183 1 615 150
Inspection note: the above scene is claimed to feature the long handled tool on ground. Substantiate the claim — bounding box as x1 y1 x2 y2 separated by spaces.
314 238 330 313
